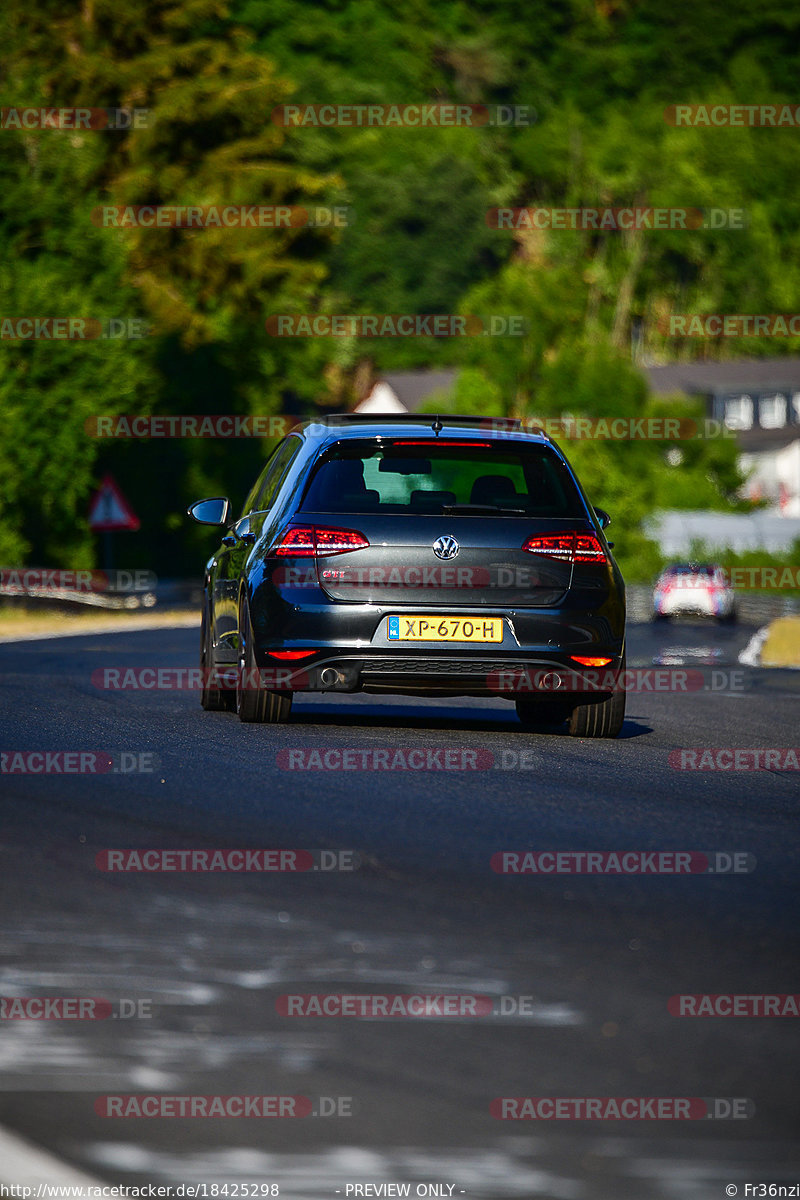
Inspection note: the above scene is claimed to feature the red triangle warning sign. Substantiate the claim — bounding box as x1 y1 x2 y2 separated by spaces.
88 474 140 531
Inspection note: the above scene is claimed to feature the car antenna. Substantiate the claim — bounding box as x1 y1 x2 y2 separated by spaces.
431 415 443 436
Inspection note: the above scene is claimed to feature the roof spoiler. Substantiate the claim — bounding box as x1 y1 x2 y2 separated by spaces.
306 414 523 431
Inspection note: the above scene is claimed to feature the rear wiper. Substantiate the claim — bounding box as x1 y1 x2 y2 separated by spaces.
441 503 529 515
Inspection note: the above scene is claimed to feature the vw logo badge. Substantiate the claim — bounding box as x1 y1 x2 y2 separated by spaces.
433 535 459 561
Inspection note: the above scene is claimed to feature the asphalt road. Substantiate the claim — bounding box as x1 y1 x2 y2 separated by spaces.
1 617 799 1198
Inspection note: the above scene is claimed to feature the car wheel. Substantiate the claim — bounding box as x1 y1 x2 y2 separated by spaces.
236 600 292 724
516 699 572 727
200 594 234 712
568 653 626 739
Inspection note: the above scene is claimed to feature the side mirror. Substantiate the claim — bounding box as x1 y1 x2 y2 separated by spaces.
187 497 230 526
594 507 611 529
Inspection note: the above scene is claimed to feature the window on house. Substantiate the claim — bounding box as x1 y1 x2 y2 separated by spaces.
724 395 753 430
758 394 787 429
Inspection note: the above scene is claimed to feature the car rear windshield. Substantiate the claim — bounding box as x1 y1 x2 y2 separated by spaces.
300 439 587 517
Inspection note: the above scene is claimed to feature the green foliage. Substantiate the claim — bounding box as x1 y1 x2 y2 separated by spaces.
0 125 159 566
2 0 798 572
421 367 505 418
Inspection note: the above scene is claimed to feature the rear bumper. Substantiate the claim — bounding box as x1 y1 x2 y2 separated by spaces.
251 595 624 649
257 650 625 699
654 592 734 617
244 589 625 698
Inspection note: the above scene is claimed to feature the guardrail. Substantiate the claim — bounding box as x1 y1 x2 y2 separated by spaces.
0 576 203 612
2 574 796 626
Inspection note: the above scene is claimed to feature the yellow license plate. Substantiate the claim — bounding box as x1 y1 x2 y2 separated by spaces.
387 615 503 643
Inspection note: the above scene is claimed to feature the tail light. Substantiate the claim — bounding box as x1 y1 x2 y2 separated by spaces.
273 524 369 557
571 655 613 667
522 531 607 563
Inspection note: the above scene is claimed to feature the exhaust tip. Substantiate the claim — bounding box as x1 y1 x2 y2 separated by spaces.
540 672 563 691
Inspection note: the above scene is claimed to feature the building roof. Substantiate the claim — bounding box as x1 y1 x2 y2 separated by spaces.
737 426 800 453
645 358 800 397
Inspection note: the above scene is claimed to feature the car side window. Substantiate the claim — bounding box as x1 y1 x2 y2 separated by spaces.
240 460 274 521
239 442 285 519
241 436 301 519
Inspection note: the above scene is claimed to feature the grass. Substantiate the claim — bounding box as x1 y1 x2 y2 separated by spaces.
0 605 198 637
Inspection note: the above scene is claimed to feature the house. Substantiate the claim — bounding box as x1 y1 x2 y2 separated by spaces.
355 370 459 415
644 359 800 517
355 359 800 517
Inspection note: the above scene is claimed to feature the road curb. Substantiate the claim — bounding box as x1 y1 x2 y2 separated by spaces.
0 1122 106 1185
738 624 769 667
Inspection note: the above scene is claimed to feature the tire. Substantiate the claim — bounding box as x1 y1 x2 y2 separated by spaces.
236 600 292 724
200 595 234 712
516 699 572 727
568 653 626 739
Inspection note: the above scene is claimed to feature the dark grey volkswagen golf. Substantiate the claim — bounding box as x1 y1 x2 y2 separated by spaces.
188 415 626 736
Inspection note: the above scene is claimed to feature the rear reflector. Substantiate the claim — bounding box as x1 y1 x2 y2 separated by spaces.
268 650 316 660
273 525 369 557
571 656 613 667
522 531 606 563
